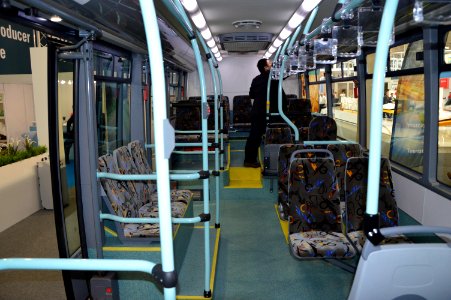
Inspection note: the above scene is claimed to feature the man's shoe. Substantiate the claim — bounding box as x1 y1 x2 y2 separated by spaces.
244 161 260 168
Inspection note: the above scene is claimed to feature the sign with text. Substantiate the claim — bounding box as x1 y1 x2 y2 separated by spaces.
0 19 35 74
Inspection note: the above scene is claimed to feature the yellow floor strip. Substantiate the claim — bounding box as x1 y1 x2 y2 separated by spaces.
176 228 221 300
274 204 289 244
225 167 262 188
104 226 118 237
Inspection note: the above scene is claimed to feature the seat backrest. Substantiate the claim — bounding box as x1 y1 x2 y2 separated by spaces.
327 143 363 200
308 115 337 141
344 157 399 233
174 102 201 130
286 99 312 128
232 95 252 125
288 155 341 234
277 144 308 209
114 146 155 207
128 140 152 174
265 127 293 145
98 154 138 218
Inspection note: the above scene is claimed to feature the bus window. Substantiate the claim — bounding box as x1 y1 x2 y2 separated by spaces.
438 72 451 186
332 79 358 142
389 40 424 71
389 74 425 173
444 31 451 64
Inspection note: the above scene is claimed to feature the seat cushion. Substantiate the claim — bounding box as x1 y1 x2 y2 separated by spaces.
289 231 357 259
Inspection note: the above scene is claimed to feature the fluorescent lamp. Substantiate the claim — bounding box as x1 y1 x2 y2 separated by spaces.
301 0 322 12
181 0 198 13
214 52 221 58
288 12 304 29
211 46 219 54
268 45 276 53
273 38 283 48
279 27 292 40
206 38 215 47
191 11 206 29
200 28 212 40
217 56 223 61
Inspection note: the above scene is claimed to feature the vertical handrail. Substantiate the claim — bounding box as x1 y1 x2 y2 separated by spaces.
197 32 221 227
140 1 177 299
365 0 399 243
266 40 287 122
279 28 301 141
366 0 399 215
170 0 212 295
216 67 225 171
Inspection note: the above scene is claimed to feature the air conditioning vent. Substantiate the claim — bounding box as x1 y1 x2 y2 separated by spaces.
218 32 273 53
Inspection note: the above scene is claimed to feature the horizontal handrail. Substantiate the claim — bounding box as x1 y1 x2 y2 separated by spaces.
0 257 155 274
303 140 358 145
97 172 201 181
100 213 202 224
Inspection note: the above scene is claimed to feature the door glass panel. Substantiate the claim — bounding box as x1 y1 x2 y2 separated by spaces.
58 59 81 256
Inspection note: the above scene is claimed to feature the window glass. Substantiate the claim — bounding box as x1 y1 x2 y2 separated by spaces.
343 59 357 77
332 63 342 79
332 80 358 141
438 72 451 186
389 40 423 71
308 70 317 83
309 84 326 114
115 56 131 79
389 74 424 173
95 81 131 155
93 51 113 76
445 31 451 64
366 53 375 75
318 68 326 81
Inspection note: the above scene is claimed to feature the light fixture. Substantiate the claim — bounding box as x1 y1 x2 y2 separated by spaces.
264 0 323 58
181 0 222 61
273 38 283 48
50 15 62 22
206 38 215 47
191 11 206 29
180 0 197 13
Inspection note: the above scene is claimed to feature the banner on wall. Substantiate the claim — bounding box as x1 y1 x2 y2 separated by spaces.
0 19 35 74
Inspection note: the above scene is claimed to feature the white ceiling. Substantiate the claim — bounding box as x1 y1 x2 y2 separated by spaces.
196 0 339 41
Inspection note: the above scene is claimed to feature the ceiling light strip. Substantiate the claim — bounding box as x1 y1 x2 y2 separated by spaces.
263 0 323 58
181 0 222 61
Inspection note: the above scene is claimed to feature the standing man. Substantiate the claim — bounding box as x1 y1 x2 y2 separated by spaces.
243 58 287 168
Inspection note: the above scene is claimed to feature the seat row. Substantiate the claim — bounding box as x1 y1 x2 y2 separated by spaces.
232 95 311 130
280 145 403 260
263 115 337 176
171 96 230 143
98 140 193 244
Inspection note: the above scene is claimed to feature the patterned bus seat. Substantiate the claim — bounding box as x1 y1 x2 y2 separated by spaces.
232 95 252 129
344 157 407 250
263 127 294 176
114 146 189 218
127 141 193 211
327 143 363 202
308 115 337 141
288 150 358 259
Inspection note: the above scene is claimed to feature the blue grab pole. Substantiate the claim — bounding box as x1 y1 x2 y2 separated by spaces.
366 0 399 215
169 0 212 293
139 1 177 299
197 31 221 227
